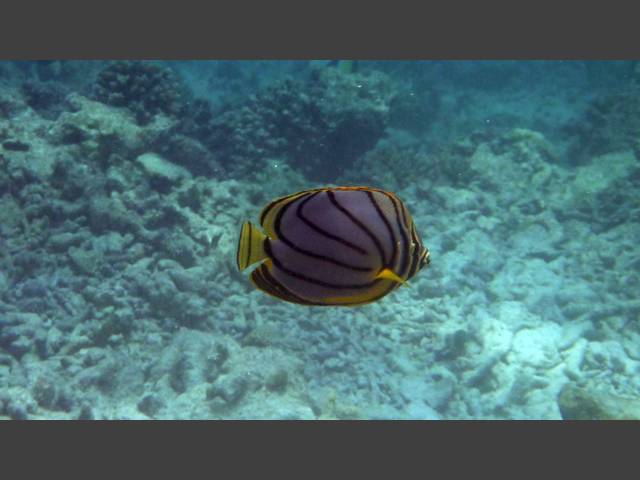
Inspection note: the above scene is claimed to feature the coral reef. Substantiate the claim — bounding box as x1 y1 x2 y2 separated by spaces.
1 61 639 419
20 80 69 120
93 61 187 125
188 67 395 180
0 89 27 119
558 383 640 420
563 91 640 162
340 143 434 191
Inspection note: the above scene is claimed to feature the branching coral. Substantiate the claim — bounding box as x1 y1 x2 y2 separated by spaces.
93 61 186 125
340 141 476 191
187 68 396 180
21 81 68 120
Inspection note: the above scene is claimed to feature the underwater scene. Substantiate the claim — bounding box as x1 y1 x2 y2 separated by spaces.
0 60 639 420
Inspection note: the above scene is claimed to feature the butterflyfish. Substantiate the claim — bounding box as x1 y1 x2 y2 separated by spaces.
236 186 430 306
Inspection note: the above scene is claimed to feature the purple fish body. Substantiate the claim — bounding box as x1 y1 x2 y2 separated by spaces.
237 186 430 306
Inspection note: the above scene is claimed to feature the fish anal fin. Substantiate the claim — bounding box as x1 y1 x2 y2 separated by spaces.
375 268 407 285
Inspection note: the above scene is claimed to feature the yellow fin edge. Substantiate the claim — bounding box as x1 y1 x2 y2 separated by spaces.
236 221 268 271
375 268 407 285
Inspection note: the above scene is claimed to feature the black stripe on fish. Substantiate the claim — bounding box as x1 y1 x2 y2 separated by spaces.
265 237 380 290
383 192 410 279
327 190 386 265
296 192 369 256
398 198 410 231
253 265 289 302
367 190 397 269
246 222 252 267
236 224 243 270
407 223 421 279
251 263 281 298
253 264 321 306
274 195 373 273
259 190 309 227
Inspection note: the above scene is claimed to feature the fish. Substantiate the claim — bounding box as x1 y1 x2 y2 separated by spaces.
236 186 430 306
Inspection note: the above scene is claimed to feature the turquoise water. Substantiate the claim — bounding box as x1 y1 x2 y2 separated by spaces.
0 60 638 419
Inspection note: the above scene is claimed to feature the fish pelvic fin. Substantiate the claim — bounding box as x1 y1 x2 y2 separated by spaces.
236 221 268 271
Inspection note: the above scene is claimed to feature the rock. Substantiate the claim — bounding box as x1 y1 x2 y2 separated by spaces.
68 246 100 275
137 394 165 417
1 387 37 420
136 152 191 184
77 404 94 420
0 312 43 359
47 231 87 253
87 197 138 235
572 151 636 199
402 368 456 413
11 250 42 281
50 93 146 161
158 231 198 268
143 204 188 231
35 326 64 359
435 329 469 361
167 266 201 293
265 368 289 392
21 80 68 119
148 330 229 394
2 140 30 151
153 133 221 176
207 375 248 408
0 90 27 118
54 123 89 145
20 278 48 298
509 324 562 369
32 376 74 412
558 384 640 420
75 353 145 398
0 271 8 295
7 404 28 420
242 323 279 347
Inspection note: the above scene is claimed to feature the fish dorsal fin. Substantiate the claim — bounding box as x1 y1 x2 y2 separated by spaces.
259 189 319 238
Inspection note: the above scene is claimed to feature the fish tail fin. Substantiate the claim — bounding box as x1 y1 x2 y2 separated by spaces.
236 221 268 271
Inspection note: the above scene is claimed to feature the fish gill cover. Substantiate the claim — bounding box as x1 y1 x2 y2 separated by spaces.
0 60 639 419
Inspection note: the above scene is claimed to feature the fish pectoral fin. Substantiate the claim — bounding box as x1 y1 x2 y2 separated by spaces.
375 268 406 285
236 221 268 271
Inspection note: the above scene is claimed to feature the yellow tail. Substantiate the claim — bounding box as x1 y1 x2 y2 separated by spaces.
236 221 268 271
